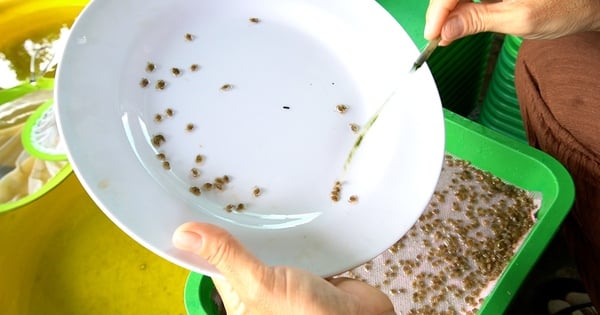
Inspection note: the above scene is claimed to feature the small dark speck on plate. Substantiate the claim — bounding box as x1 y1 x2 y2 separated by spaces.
282 106 290 110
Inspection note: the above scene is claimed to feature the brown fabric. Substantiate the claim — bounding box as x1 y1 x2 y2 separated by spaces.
515 31 600 308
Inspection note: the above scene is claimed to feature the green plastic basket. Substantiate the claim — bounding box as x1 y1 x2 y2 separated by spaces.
185 109 574 315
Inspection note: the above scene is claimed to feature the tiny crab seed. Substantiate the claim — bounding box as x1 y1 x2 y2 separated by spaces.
146 62 156 73
156 153 166 161
171 67 181 76
348 195 359 204
222 175 230 183
139 78 149 88
151 134 166 147
202 183 213 191
154 114 163 122
253 187 261 197
190 168 200 178
336 104 348 113
236 203 245 211
220 84 233 91
165 108 174 117
189 186 201 196
162 161 171 170
186 123 195 132
190 64 200 72
350 123 360 133
249 17 260 23
225 204 235 212
155 80 166 90
184 33 194 41
195 154 204 164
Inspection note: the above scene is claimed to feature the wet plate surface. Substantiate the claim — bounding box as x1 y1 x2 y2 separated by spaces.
56 0 444 277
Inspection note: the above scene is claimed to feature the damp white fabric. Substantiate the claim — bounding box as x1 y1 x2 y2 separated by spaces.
337 155 540 315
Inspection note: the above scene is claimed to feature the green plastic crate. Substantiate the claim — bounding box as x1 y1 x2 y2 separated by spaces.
184 109 574 315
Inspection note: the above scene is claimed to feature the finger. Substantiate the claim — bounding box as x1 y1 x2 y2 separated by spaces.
424 0 462 40
172 222 268 296
329 277 394 314
441 1 529 42
212 278 247 314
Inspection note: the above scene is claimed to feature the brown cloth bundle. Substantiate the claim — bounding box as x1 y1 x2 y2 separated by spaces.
515 31 600 307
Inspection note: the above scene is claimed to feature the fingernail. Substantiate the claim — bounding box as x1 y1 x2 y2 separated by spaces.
424 23 433 39
173 230 203 251
442 16 464 40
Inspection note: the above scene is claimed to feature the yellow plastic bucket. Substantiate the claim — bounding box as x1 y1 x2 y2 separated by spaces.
1 2 190 314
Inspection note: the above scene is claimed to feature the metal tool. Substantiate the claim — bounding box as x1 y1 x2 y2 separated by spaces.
411 37 441 72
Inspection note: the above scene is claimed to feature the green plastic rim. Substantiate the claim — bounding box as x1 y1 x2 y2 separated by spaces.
21 99 68 161
184 273 220 315
0 163 72 213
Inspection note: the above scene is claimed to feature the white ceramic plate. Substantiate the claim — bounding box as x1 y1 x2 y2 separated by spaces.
56 0 444 277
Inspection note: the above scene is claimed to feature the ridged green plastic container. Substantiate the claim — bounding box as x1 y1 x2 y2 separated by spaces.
185 110 575 315
479 35 527 142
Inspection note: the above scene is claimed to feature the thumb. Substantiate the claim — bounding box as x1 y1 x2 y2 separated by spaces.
172 222 267 293
441 2 516 43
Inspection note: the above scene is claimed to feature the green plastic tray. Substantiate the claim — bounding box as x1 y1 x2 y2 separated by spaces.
185 109 574 315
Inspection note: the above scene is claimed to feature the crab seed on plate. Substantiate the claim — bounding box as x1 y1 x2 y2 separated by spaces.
202 182 213 191
151 134 166 147
189 186 201 196
155 80 166 90
336 104 348 113
146 62 156 72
